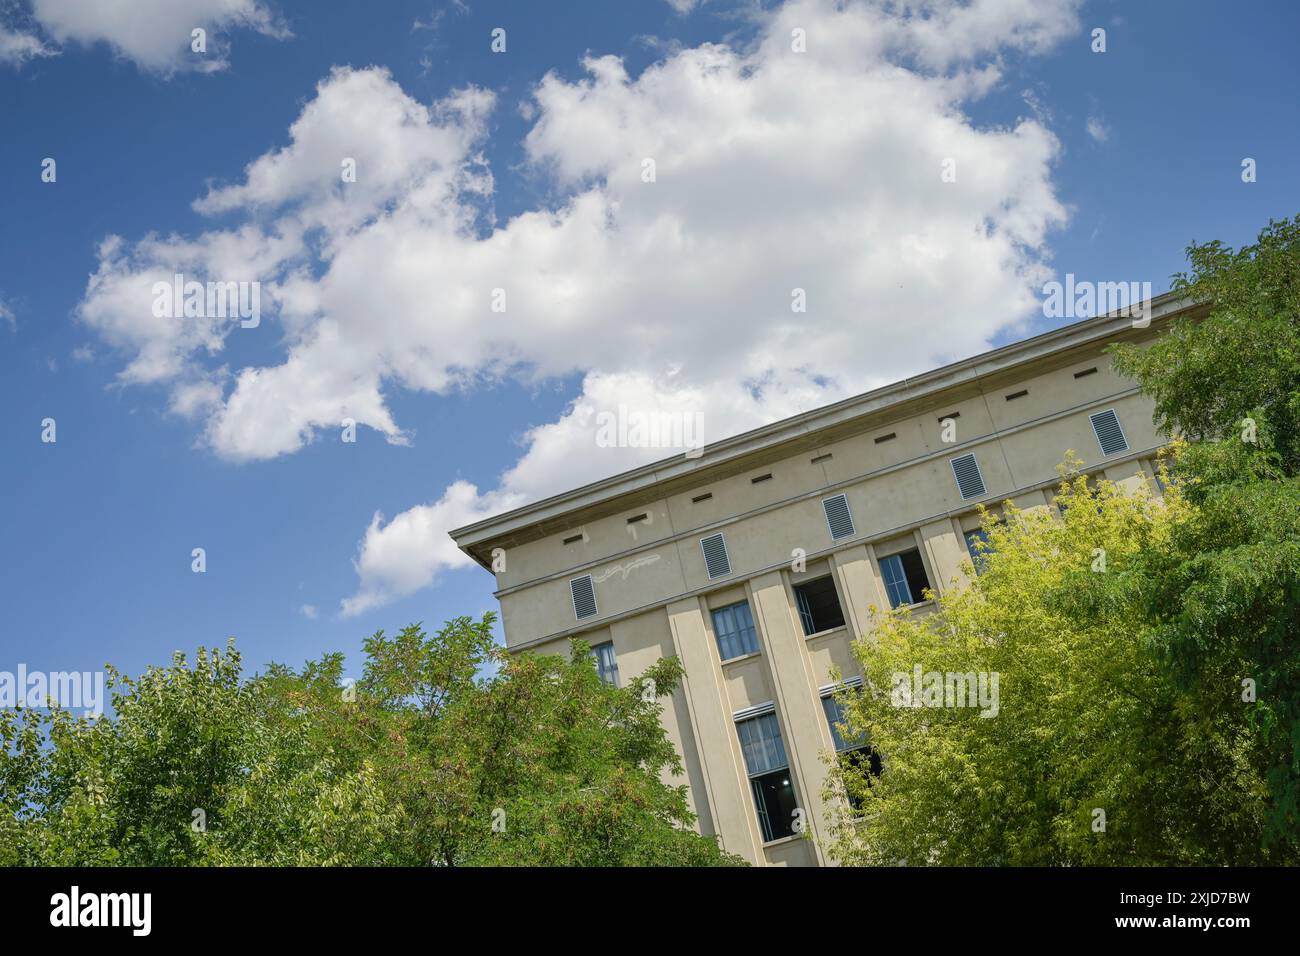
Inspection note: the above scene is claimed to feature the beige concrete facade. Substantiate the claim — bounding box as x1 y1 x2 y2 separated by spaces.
450 296 1194 866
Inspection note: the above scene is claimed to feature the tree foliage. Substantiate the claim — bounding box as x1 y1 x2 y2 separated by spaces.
829 215 1300 864
1 615 744 867
827 466 1279 864
1111 214 1300 849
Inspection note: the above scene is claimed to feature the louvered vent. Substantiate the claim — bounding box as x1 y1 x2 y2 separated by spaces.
822 494 855 540
1090 409 1128 456
950 454 986 500
700 533 731 579
570 575 597 620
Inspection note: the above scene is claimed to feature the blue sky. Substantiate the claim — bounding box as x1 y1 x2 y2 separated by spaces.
2 0 1298 690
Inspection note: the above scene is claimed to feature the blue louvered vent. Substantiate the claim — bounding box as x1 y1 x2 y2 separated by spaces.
570 575 597 620
950 453 987 500
822 494 855 540
700 533 731 579
1090 409 1128 456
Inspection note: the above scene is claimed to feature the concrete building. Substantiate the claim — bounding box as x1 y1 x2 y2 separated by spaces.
449 295 1191 865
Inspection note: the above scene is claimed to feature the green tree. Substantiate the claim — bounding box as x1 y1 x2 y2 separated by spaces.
826 466 1277 865
266 617 743 866
828 215 1300 865
1111 215 1300 849
1 615 743 867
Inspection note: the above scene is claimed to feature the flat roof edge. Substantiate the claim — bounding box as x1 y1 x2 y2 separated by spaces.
450 292 1195 547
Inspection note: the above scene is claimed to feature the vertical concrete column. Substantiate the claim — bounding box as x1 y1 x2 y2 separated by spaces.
830 544 883 642
918 518 966 595
747 571 833 866
665 597 758 863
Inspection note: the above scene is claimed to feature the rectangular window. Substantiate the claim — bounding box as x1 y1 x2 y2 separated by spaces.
822 692 880 810
591 641 619 687
711 601 760 660
964 528 992 573
793 575 846 636
736 712 797 842
878 548 931 608
821 693 867 752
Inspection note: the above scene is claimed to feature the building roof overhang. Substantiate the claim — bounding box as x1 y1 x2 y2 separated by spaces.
450 292 1200 570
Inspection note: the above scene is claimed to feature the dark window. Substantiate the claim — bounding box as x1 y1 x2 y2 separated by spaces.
711 601 759 660
793 576 846 636
878 548 931 608
591 641 619 687
837 747 882 810
822 693 880 811
737 712 797 842
750 770 799 842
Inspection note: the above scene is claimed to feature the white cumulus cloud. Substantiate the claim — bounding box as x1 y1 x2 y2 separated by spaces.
30 0 288 74
73 0 1081 615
